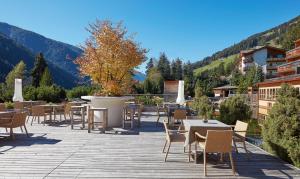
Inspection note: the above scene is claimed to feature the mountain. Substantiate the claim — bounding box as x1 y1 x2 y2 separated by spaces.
0 22 82 77
0 33 77 88
193 15 300 70
133 71 146 81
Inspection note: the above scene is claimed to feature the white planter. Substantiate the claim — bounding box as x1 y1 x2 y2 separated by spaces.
81 96 133 127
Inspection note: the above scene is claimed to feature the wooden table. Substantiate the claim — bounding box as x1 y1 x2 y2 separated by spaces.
183 119 231 162
40 104 64 123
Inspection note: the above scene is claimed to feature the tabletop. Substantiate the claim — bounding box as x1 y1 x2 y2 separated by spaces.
40 104 64 107
183 119 231 145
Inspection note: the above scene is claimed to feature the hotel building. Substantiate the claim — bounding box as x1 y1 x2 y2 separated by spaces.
257 39 300 119
238 46 285 77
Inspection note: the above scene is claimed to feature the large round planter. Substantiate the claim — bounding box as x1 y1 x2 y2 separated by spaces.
81 96 133 127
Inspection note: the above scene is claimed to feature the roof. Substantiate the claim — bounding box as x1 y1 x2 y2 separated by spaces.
213 85 237 90
240 45 285 56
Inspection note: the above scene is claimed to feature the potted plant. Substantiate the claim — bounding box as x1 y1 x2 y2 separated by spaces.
75 20 147 127
192 95 213 123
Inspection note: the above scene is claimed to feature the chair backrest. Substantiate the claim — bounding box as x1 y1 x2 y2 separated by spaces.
205 130 233 153
32 105 45 116
0 103 5 111
173 109 186 120
14 102 24 110
163 121 171 141
11 112 27 127
234 120 248 138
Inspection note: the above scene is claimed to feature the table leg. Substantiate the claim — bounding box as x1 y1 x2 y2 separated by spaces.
131 109 134 129
81 108 85 129
71 110 74 129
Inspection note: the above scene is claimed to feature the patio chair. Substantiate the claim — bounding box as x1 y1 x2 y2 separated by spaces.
173 109 187 130
30 105 47 125
14 102 24 111
162 120 188 162
195 130 235 176
156 104 167 126
0 112 29 140
231 120 249 157
0 103 5 111
54 104 66 121
123 103 142 128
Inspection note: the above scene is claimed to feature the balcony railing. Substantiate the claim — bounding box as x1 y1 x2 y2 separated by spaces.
286 47 300 59
266 57 285 62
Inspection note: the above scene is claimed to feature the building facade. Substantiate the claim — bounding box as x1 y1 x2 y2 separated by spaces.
238 46 285 77
257 39 300 120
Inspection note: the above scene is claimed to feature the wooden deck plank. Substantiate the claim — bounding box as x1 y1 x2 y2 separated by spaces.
0 112 299 179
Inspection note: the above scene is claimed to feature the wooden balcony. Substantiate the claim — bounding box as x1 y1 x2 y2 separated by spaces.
266 57 285 62
286 47 300 60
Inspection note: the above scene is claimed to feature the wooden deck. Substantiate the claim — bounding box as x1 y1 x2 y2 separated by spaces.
0 113 299 178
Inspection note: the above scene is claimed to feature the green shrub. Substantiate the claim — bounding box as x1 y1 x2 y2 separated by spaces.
24 86 38 101
36 85 66 103
192 95 213 119
4 102 14 109
0 83 13 102
219 95 251 124
67 86 94 100
135 95 163 105
262 84 300 167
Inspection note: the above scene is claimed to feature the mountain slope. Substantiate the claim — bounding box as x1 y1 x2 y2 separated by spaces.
0 33 77 88
193 15 300 69
0 22 82 77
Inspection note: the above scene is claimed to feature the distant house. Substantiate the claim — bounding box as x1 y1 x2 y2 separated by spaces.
238 45 285 78
213 85 237 97
164 80 179 102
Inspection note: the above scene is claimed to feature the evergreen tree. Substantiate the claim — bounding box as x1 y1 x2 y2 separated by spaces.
5 61 26 89
157 53 171 80
183 61 194 96
281 23 300 50
31 53 47 87
145 58 154 75
253 66 264 84
40 67 53 86
170 60 176 80
174 58 183 80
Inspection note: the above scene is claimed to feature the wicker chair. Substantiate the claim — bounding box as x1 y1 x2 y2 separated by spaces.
30 105 47 125
156 104 167 126
232 120 249 157
173 109 187 130
0 112 29 139
195 130 235 176
162 120 187 162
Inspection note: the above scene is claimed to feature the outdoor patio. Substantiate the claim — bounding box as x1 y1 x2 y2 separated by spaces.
0 113 299 178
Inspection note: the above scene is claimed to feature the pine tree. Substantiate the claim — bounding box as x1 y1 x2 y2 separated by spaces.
5 60 26 89
170 60 176 80
146 58 154 75
31 53 47 87
174 58 183 80
40 67 53 86
157 53 171 80
253 66 264 84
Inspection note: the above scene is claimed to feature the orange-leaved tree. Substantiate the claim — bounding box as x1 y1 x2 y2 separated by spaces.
75 20 147 96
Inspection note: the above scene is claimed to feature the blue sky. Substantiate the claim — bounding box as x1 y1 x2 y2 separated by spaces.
0 0 299 71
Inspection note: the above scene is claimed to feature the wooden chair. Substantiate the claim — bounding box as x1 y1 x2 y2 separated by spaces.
162 120 187 162
173 109 187 130
123 104 142 129
156 104 167 126
195 130 235 176
232 120 249 157
30 105 47 125
14 102 24 111
0 112 29 139
0 103 6 111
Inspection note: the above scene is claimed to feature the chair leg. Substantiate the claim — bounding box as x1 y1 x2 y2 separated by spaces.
229 152 235 176
10 128 15 140
31 116 35 126
188 144 191 162
195 141 198 163
38 116 40 124
204 152 207 176
243 141 250 159
233 140 238 153
20 126 23 132
23 125 29 137
220 152 224 162
156 113 160 126
162 140 167 153
44 115 46 126
164 142 171 162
